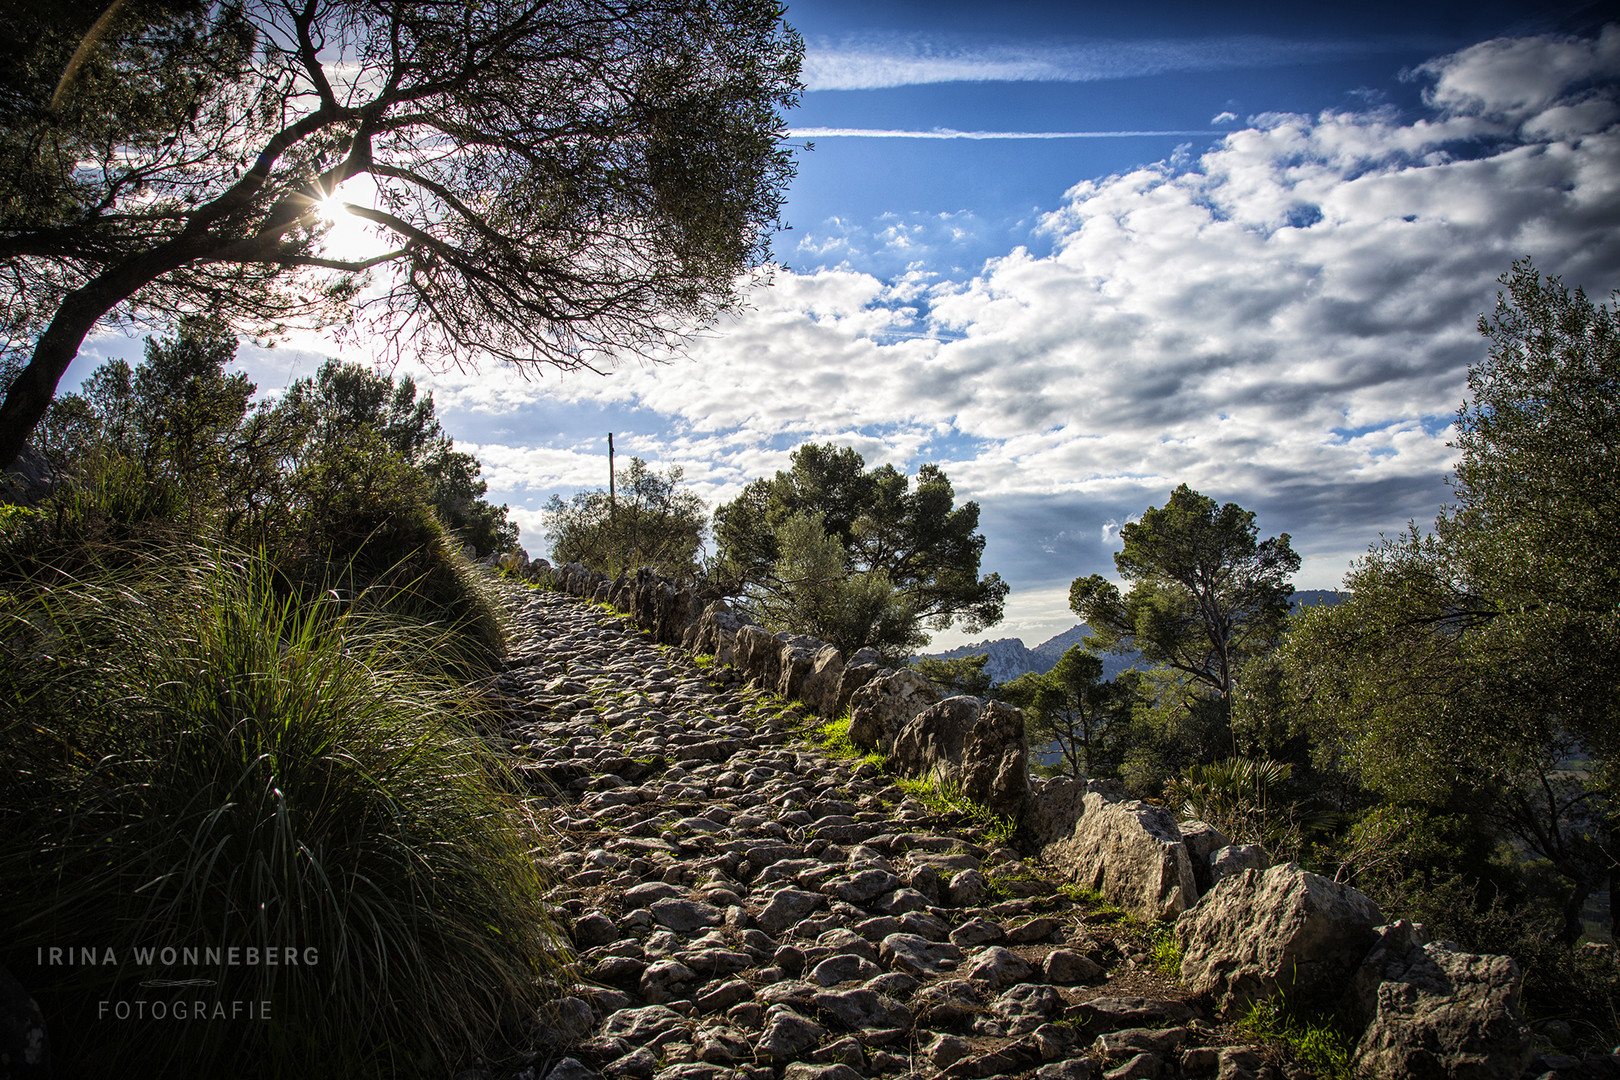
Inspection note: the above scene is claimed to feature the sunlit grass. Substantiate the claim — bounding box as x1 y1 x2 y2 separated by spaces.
0 549 570 1078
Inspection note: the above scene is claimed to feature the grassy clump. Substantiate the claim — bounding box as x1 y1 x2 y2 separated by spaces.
1235 995 1355 1079
894 773 1018 844
0 551 568 1079
1148 926 1183 976
814 714 886 770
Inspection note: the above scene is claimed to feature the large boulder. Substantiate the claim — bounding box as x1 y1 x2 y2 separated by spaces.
887 697 1030 819
686 600 752 666
0 444 55 506
834 648 885 717
1022 777 1124 847
733 624 781 687
777 635 827 703
1209 843 1269 885
1176 863 1383 1014
1178 819 1230 896
801 646 846 718
658 586 698 646
1344 921 1533 1080
848 668 941 753
1040 786 1196 921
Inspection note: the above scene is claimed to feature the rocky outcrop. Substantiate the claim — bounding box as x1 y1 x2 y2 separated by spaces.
1176 863 1383 1014
834 648 884 718
801 646 846 719
776 635 826 705
887 697 1030 819
733 624 782 689
686 600 753 666
477 582 1545 1080
1344 921 1533 1080
1177 820 1229 897
490 585 1220 1080
0 445 55 507
1034 781 1196 921
847 669 941 754
1209 843 1268 885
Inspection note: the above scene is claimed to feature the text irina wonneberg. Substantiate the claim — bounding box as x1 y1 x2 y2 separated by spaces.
37 945 320 1022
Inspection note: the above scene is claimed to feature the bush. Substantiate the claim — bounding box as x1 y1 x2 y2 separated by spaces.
273 430 508 673
0 552 567 1078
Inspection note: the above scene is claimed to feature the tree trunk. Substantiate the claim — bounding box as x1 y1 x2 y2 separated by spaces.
1560 878 1593 944
0 256 189 470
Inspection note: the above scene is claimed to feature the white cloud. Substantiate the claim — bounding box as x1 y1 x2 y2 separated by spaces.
790 127 1213 139
1419 24 1620 129
437 29 1620 643
802 34 1429 91
1212 111 1238 125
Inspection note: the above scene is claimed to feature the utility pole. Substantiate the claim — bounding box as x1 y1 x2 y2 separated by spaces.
608 433 616 523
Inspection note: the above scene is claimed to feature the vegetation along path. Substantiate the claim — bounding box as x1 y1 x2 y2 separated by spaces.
482 583 1307 1080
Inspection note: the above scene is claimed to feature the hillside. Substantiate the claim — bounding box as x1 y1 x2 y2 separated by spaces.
923 589 1344 686
922 624 1137 683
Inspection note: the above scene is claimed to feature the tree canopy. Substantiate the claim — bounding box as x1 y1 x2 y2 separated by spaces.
1069 483 1298 708
713 443 1008 660
0 0 803 468
36 323 517 557
543 457 708 580
999 647 1138 780
1283 261 1619 940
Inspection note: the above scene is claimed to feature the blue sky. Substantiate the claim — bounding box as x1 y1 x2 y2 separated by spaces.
70 1 1620 649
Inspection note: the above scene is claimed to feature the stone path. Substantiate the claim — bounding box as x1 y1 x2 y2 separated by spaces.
478 585 1299 1080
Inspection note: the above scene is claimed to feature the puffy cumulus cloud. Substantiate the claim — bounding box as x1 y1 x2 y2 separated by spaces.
1419 24 1620 128
280 29 1620 646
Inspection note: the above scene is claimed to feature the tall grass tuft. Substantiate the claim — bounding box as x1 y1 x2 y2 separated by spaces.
0 548 569 1078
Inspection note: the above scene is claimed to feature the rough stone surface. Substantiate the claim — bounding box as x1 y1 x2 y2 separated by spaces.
463 579 1549 1080
834 648 885 718
1208 844 1268 885
1045 949 1105 985
801 646 847 719
776 635 825 704
1344 921 1533 1080
1176 863 1384 1013
1177 820 1229 896
733 625 781 689
888 696 1030 819
1041 787 1196 921
880 933 963 977
847 669 941 754
688 601 752 666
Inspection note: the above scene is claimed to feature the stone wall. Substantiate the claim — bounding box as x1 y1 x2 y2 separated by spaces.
533 562 1031 820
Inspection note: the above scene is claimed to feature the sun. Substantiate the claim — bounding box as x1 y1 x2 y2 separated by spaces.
308 177 388 263
314 193 346 225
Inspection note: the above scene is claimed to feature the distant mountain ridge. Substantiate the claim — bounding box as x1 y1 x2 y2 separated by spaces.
921 589 1343 685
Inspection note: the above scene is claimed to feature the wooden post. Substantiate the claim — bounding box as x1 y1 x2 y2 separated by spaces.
608 432 616 522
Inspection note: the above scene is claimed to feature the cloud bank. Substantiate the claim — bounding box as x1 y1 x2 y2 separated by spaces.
425 28 1620 646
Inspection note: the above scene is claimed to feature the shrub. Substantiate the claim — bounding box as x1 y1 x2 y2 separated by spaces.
0 552 567 1078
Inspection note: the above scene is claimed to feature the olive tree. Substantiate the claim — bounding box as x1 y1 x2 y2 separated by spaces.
0 0 803 468
1285 261 1619 939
